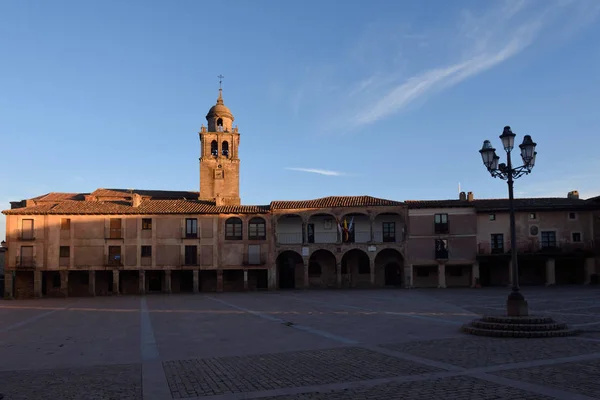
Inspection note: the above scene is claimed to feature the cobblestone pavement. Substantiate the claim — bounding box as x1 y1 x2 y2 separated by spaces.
0 287 599 400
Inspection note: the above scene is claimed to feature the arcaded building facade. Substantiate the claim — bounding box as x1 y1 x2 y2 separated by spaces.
3 90 599 299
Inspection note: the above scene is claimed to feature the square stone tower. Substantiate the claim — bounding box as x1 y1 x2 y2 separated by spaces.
198 88 241 205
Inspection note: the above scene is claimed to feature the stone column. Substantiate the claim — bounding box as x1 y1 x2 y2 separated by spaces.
4 272 13 299
112 270 120 295
545 258 556 286
471 262 480 288
89 270 96 296
336 261 342 288
193 269 199 293
243 270 248 291
507 260 513 287
584 257 596 284
139 270 146 294
303 259 309 288
34 270 43 298
437 263 446 288
404 265 412 289
164 270 172 294
60 270 69 297
369 258 376 286
268 266 277 290
217 270 223 292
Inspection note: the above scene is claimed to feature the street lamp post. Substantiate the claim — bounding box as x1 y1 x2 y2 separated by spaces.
479 126 537 317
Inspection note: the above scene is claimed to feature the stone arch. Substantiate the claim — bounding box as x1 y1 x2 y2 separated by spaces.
340 212 370 243
221 141 229 157
308 249 337 288
210 140 218 156
276 250 303 289
373 212 405 243
307 212 338 244
276 214 303 245
225 217 243 240
375 248 404 287
341 248 371 288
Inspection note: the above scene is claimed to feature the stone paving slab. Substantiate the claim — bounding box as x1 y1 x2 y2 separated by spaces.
493 358 600 398
0 363 142 400
162 347 443 398
380 336 600 369
257 375 556 400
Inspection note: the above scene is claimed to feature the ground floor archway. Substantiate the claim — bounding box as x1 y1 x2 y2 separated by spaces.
375 248 404 287
277 250 303 289
308 249 337 288
341 249 371 288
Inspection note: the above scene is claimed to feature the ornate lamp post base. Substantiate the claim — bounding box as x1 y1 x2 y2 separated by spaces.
506 297 529 317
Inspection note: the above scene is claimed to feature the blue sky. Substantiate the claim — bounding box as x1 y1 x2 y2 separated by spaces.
1 0 600 239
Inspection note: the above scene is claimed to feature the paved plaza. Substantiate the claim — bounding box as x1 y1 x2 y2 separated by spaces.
1 287 600 400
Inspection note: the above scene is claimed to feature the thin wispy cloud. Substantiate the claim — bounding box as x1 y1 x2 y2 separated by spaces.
285 167 346 176
285 0 600 130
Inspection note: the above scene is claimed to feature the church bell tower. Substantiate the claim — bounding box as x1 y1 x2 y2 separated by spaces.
198 83 241 205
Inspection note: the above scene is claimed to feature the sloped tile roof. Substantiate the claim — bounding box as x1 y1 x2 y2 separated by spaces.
216 205 270 214
405 197 598 211
405 200 474 209
31 192 88 202
90 188 199 199
270 196 405 210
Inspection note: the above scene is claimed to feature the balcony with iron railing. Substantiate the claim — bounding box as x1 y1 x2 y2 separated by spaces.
477 240 595 256
18 231 36 241
105 228 123 240
181 227 198 239
16 256 36 269
243 252 267 266
277 230 405 245
105 255 123 267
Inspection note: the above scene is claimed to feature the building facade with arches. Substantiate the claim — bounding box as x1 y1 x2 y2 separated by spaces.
3 90 599 298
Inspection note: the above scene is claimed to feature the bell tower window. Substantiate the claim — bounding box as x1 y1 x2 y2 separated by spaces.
222 141 229 157
211 140 218 157
217 118 224 132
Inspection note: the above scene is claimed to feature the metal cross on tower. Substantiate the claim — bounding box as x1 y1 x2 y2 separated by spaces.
217 74 224 89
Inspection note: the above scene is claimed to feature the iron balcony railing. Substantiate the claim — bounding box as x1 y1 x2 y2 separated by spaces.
105 228 123 239
16 256 36 268
243 252 266 266
477 240 595 255
18 231 36 240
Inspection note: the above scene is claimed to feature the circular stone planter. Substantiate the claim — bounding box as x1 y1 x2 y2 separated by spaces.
461 315 580 338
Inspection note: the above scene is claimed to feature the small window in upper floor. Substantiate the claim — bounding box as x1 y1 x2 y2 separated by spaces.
60 218 71 230
529 212 537 220
489 213 496 221
568 212 577 220
21 219 34 240
141 245 152 257
435 239 449 259
572 232 582 242
248 217 266 240
541 231 557 248
185 218 198 238
434 214 449 234
382 222 396 242
59 246 70 258
142 218 152 230
226 217 243 240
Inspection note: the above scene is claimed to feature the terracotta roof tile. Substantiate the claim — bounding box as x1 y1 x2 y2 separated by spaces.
270 196 404 210
2 203 58 215
31 192 88 202
405 197 598 211
90 188 199 199
216 205 270 214
135 200 217 214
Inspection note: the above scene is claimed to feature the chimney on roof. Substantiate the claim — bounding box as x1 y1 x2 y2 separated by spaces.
132 193 143 207
467 192 474 202
459 191 467 201
568 190 579 200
